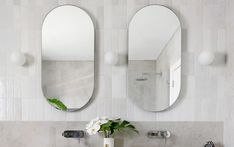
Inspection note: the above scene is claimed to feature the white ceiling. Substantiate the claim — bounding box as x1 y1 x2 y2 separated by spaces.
42 5 94 61
129 5 180 60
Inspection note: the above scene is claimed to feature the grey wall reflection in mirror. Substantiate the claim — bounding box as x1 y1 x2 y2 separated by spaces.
128 5 181 112
42 5 94 112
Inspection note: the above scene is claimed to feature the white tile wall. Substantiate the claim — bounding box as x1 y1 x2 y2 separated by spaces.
0 0 233 146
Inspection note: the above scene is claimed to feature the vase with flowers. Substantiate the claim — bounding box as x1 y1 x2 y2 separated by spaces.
85 117 138 147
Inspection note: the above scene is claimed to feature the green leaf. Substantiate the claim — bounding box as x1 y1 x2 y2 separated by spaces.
113 118 121 122
47 98 68 111
120 120 130 127
98 119 139 137
126 125 135 129
122 120 130 125
112 122 120 128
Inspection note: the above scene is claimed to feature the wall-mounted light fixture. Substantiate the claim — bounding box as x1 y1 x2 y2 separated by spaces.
104 52 119 66
198 51 215 65
198 50 226 66
10 51 26 66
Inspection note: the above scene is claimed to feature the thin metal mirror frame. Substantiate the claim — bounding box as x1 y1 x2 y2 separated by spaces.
41 4 95 112
127 4 182 112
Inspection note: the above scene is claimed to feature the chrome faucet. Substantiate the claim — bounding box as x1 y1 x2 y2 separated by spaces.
62 130 85 144
62 130 85 138
147 130 171 138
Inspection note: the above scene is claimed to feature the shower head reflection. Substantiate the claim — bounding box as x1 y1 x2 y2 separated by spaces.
135 78 148 81
135 72 162 82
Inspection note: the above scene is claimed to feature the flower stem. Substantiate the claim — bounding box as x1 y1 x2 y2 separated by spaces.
104 130 107 138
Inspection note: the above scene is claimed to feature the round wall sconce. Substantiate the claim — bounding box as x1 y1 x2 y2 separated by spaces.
104 52 119 65
198 51 215 66
198 50 226 66
10 51 26 66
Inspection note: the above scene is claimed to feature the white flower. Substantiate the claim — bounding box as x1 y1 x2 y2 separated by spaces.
85 119 95 130
87 124 100 135
95 118 108 126
85 116 110 136
85 117 99 130
100 116 109 124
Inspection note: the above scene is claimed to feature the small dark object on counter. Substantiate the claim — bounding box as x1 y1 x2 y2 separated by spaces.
204 141 215 147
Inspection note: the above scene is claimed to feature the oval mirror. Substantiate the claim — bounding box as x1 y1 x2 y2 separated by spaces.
128 5 181 111
42 5 94 112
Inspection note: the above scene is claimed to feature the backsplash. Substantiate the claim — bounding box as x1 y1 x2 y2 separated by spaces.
0 0 234 146
0 121 223 147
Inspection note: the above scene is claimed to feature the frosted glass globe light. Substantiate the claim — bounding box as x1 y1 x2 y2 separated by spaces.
10 52 26 66
104 52 119 65
198 51 215 65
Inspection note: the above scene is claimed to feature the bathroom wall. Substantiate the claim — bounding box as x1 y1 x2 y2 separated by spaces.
0 121 223 147
0 0 233 146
